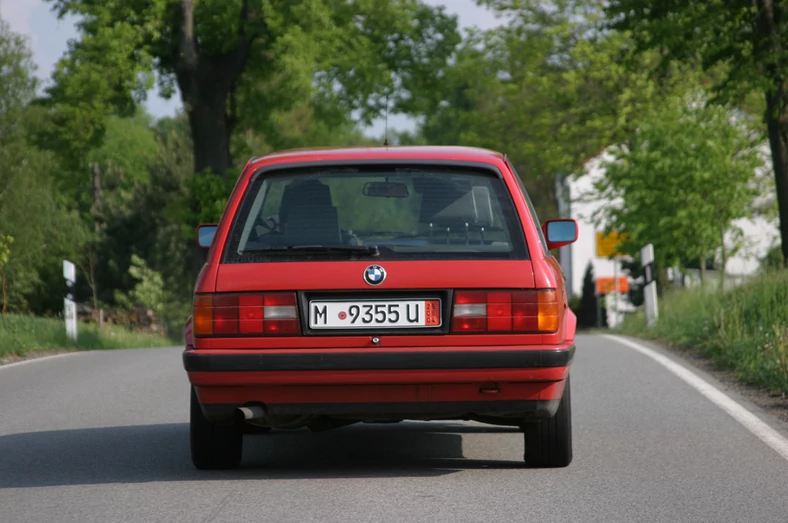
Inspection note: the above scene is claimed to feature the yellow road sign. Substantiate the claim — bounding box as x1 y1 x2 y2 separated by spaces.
596 231 628 258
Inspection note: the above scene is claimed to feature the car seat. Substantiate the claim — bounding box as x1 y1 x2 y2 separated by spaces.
280 179 341 245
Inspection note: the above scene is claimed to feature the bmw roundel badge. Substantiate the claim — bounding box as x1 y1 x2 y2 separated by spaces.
363 265 386 286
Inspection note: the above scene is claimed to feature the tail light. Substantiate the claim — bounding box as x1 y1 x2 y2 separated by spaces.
193 292 300 337
452 290 560 333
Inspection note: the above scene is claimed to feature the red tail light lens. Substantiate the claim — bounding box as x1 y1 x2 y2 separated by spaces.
213 294 239 335
452 290 560 334
193 292 300 337
487 292 512 331
238 294 263 334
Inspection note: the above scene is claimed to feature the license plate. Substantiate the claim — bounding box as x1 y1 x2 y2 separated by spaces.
309 299 442 329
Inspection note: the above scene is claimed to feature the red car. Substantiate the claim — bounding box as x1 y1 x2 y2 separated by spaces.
183 146 578 470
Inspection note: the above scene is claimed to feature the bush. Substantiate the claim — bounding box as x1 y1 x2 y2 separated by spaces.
0 313 175 360
618 269 788 394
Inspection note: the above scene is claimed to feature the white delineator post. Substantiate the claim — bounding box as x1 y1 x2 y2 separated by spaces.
641 244 659 328
63 260 78 341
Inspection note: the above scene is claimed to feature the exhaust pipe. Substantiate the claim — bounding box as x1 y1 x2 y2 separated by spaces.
237 405 266 421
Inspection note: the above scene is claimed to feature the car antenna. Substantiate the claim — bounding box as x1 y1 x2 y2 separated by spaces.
383 93 389 146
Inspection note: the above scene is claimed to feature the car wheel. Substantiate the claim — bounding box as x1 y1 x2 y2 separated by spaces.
523 375 573 468
190 386 243 470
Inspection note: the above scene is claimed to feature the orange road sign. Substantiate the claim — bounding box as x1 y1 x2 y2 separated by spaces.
596 276 629 295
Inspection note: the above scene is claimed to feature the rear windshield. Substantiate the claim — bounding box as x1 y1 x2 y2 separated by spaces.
222 165 528 262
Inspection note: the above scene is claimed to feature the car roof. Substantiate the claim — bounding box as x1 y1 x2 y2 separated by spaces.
247 145 507 170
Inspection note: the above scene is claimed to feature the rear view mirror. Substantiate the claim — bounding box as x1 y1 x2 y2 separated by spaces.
196 224 218 249
363 181 409 198
543 219 578 251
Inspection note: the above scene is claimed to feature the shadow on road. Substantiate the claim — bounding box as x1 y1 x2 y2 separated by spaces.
0 422 523 488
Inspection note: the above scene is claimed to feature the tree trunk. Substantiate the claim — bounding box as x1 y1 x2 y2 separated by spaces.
719 224 727 291
175 0 256 281
0 266 6 316
89 252 99 317
77 254 100 320
92 162 103 235
754 0 788 266
699 256 706 286
186 94 234 177
764 91 788 266
90 163 103 317
175 0 255 179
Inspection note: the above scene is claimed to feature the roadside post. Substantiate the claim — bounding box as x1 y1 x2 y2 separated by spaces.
641 244 658 328
63 260 78 341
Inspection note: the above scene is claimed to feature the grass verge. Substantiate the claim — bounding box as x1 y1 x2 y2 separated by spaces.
618 270 788 396
0 313 177 362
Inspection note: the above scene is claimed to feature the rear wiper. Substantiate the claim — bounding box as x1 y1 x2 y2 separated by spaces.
245 245 380 257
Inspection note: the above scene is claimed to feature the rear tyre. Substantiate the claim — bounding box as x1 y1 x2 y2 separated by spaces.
523 375 573 468
190 387 243 470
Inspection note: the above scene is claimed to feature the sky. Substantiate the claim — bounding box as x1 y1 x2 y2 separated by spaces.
1 0 502 135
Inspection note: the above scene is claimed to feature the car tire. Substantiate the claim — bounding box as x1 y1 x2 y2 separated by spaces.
523 375 573 468
190 386 243 470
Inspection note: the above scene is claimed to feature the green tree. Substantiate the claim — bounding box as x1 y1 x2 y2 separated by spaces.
572 262 600 329
591 93 762 288
114 255 166 318
419 0 698 219
43 0 461 180
0 18 87 314
81 111 160 312
605 0 788 266
762 243 784 271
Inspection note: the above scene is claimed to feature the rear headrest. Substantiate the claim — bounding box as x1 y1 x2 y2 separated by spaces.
280 179 332 223
283 203 341 245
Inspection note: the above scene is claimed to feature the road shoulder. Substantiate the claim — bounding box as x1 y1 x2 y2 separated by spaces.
0 348 78 367
605 333 788 435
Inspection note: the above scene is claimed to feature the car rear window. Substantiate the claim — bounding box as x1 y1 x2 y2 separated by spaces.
222 165 528 262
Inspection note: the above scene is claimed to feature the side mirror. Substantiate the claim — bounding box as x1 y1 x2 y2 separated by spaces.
542 219 578 251
196 224 218 249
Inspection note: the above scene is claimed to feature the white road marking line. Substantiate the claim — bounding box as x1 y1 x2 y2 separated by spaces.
0 351 82 371
604 334 788 463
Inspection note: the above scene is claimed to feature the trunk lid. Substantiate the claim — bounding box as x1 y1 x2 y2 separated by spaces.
215 260 535 292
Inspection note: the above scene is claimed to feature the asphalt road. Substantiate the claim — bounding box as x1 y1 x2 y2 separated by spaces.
2 334 788 523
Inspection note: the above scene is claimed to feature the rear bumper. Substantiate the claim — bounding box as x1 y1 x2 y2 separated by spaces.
183 345 575 372
184 345 574 424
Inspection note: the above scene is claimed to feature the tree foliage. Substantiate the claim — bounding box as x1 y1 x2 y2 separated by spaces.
413 0 698 219
591 93 762 284
114 254 166 317
0 19 87 314
4 0 782 341
605 0 788 265
43 0 461 179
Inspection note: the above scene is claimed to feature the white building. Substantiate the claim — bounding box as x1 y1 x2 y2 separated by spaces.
556 145 780 326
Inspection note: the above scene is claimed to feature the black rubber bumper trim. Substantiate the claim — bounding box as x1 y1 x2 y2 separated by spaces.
204 399 560 419
183 345 575 372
